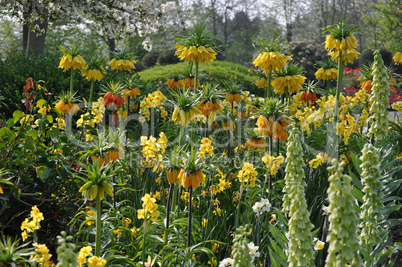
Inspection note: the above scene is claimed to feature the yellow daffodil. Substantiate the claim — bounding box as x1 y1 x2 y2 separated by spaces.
87 256 106 267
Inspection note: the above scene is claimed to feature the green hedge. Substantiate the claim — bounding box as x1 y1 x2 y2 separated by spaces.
138 61 261 95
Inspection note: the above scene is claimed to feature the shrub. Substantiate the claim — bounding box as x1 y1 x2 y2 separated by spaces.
290 41 327 81
138 61 260 95
157 49 180 65
0 51 91 119
141 50 160 68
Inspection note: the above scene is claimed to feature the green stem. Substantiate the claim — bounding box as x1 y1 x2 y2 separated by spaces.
179 124 185 146
194 61 199 90
89 80 95 107
187 187 193 248
333 53 344 159
70 68 74 95
267 69 272 98
142 219 147 267
95 195 101 257
165 183 174 244
235 183 244 229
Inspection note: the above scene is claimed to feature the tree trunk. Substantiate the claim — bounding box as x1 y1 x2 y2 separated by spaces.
108 38 116 58
286 22 292 43
23 24 29 51
26 19 48 56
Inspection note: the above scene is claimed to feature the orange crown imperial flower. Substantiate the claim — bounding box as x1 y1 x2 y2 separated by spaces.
179 169 205 189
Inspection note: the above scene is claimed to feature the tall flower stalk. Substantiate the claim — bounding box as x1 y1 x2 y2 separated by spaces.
58 43 86 95
75 162 115 257
175 24 218 90
325 160 361 267
324 20 359 158
359 143 384 266
367 49 390 143
253 38 292 98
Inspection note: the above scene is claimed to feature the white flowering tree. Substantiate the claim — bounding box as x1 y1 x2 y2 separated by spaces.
2 0 176 54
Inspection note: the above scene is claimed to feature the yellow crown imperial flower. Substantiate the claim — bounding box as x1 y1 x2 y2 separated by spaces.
81 66 106 81
324 20 359 63
253 51 292 74
272 75 306 95
393 52 402 65
315 67 338 81
175 45 217 64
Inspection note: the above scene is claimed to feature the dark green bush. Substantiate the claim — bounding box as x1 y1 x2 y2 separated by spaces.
359 48 393 67
141 50 160 68
138 61 260 95
157 49 180 65
290 41 327 81
0 50 91 119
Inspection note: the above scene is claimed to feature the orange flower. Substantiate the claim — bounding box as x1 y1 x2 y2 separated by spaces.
179 169 205 189
123 88 141 98
301 91 318 103
245 138 267 150
103 92 126 108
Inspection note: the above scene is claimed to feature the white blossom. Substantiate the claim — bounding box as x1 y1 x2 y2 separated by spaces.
218 258 234 267
252 198 271 215
247 242 260 260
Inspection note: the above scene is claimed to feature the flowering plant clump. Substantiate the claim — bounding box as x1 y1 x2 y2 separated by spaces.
272 62 306 95
21 205 44 241
252 198 271 215
108 49 136 72
31 243 54 267
237 162 258 187
324 20 359 64
137 193 160 222
58 43 86 71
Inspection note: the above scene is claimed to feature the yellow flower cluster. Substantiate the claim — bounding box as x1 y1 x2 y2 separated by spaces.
59 54 86 71
88 256 107 267
140 133 168 171
137 193 160 222
55 100 79 114
20 114 35 125
253 51 292 74
77 246 92 266
212 168 232 194
21 205 44 241
272 75 306 95
308 153 331 169
262 153 285 175
139 91 167 121
31 243 54 267
337 114 357 145
52 118 66 130
392 101 402 112
175 45 217 63
77 112 95 128
325 34 359 63
108 58 135 71
81 66 106 81
198 137 214 158
255 78 268 89
393 52 402 65
140 132 168 160
315 68 338 81
237 162 258 187
85 209 96 226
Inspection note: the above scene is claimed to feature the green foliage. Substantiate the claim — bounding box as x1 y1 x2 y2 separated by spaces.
138 61 259 94
0 51 91 118
0 235 35 266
